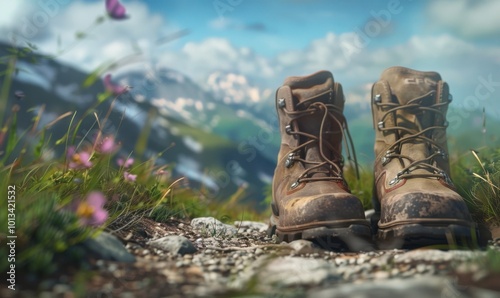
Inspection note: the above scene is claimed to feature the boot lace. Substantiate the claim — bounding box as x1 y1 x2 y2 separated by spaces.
282 96 359 188
374 90 451 185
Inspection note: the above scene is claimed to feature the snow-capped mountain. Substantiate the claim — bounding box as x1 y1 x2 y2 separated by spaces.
206 71 273 105
0 42 276 208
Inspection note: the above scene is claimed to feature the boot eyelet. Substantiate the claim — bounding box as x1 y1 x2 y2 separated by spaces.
378 121 384 129
285 125 293 134
388 178 400 186
374 94 381 103
285 153 295 168
436 149 447 158
290 181 300 189
382 156 389 165
278 98 286 108
440 171 453 185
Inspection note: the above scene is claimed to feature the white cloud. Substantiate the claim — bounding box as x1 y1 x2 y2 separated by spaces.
1 1 499 115
275 33 500 111
158 38 275 84
427 0 500 39
50 1 166 70
0 1 26 28
275 32 361 76
1 1 167 73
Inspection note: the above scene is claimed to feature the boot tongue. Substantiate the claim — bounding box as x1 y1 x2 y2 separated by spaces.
284 70 336 103
380 67 441 105
381 67 441 169
285 70 338 136
284 71 341 175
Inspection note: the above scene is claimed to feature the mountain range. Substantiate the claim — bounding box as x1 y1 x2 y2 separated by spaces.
0 42 276 210
1 41 498 210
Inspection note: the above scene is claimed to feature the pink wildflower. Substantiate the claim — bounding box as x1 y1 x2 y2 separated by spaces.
124 171 137 182
117 157 134 168
75 191 108 227
103 74 128 96
95 135 119 154
106 0 128 20
67 146 93 169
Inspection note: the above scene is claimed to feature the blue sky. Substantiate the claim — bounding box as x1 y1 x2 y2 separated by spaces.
159 0 425 55
1 0 500 120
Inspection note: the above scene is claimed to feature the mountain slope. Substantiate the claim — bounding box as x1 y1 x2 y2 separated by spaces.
0 42 275 209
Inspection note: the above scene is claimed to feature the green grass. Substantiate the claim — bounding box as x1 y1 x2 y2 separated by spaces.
0 92 264 279
344 165 374 210
453 148 500 229
0 37 269 280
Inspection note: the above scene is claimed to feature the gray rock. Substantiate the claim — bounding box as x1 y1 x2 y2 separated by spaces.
234 220 268 233
288 239 321 254
309 276 498 298
191 217 237 238
393 249 480 264
234 256 340 290
148 235 197 255
83 232 136 263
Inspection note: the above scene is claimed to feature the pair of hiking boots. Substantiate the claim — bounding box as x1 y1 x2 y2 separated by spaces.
269 66 477 250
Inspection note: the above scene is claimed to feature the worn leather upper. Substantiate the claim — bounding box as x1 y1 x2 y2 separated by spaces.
272 71 366 229
371 66 473 226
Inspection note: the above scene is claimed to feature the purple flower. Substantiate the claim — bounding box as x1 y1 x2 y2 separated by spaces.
106 0 128 20
67 146 93 169
95 135 119 154
124 171 137 182
75 191 108 227
103 74 129 96
117 157 134 168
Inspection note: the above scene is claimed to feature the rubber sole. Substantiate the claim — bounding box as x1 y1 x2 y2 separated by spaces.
377 223 479 250
268 217 374 252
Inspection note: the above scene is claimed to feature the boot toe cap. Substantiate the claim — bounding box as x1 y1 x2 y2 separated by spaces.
279 193 366 228
380 191 473 225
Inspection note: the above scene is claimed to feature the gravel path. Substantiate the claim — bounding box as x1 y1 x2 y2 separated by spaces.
3 217 500 297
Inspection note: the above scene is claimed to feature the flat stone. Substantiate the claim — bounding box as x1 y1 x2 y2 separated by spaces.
191 217 237 238
373 271 390 280
148 235 197 255
310 276 457 298
393 250 479 264
234 256 340 290
234 221 268 233
82 232 136 263
288 239 321 254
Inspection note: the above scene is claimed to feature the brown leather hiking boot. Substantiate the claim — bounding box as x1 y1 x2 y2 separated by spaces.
371 66 477 248
269 70 372 251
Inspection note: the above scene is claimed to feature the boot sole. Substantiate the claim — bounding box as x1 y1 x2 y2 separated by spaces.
268 217 374 251
377 221 479 250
